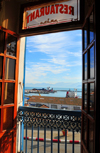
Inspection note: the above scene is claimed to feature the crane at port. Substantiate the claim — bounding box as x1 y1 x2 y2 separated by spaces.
37 90 41 96
39 93 41 96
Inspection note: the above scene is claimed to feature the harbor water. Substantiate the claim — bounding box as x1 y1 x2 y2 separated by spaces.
25 87 82 98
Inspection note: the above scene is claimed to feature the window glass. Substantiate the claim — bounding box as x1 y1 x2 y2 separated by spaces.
7 34 17 57
89 11 94 43
3 107 13 130
83 84 87 111
83 22 88 50
89 120 94 153
89 83 94 118
0 30 5 53
4 83 15 104
90 46 94 78
5 58 15 80
0 56 3 79
84 53 87 80
0 83 1 105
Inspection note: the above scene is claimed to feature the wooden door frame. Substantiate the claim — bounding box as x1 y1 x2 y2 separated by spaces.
0 26 20 153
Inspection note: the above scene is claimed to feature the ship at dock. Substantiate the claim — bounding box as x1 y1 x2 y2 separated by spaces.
25 87 57 94
66 89 78 98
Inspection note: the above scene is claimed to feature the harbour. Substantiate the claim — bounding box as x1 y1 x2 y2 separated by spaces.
25 87 82 98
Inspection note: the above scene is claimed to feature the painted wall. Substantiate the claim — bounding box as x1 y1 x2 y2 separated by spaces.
17 37 26 153
0 1 20 33
17 37 26 108
28 101 81 111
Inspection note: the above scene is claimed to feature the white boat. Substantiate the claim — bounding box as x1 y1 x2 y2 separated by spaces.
66 89 78 98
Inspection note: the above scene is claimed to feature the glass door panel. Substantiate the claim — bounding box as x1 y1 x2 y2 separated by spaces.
0 30 5 53
83 115 87 145
3 107 13 130
89 83 94 118
89 11 94 43
7 34 17 57
0 56 3 79
0 83 1 105
4 83 15 104
83 84 87 111
89 46 94 79
88 120 94 153
5 58 15 80
84 53 87 80
83 21 88 50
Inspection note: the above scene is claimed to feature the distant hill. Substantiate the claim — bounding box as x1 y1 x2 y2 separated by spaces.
25 82 82 88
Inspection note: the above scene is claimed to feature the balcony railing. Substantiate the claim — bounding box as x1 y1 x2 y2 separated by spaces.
17 106 81 153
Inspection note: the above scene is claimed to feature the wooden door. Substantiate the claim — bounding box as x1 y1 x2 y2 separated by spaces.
0 27 19 153
81 4 96 153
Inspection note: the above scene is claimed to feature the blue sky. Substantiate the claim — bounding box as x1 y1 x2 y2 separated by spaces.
25 30 82 88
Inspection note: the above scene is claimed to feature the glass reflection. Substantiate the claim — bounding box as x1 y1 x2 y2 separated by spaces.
84 21 88 50
7 34 17 57
90 46 94 78
84 53 87 80
89 83 94 118
0 83 1 105
4 83 14 104
89 11 94 43
84 84 87 111
5 58 15 80
22 0 80 30
0 30 5 53
83 115 87 145
89 121 94 153
0 56 3 79
84 30 87 49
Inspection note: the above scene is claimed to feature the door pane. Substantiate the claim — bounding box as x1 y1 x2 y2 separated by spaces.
89 83 94 118
0 56 3 79
90 46 94 78
83 115 87 145
0 30 5 53
5 58 15 80
89 120 94 153
4 83 15 104
0 83 1 105
7 34 17 57
3 107 13 130
83 84 87 111
84 53 87 80
83 22 88 50
89 11 94 43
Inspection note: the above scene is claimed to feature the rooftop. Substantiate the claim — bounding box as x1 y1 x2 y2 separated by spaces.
27 96 82 106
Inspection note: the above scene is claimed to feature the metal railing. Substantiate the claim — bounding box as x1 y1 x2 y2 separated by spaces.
17 106 81 153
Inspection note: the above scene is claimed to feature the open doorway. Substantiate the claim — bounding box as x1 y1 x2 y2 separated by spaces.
23 30 82 153
25 30 82 110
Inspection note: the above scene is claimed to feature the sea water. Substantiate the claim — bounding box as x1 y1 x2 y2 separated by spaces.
25 87 82 98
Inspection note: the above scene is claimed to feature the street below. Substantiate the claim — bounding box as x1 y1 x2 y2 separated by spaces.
24 127 81 153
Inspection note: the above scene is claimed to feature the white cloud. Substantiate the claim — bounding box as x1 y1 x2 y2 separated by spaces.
28 50 33 53
67 50 82 57
25 30 82 85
